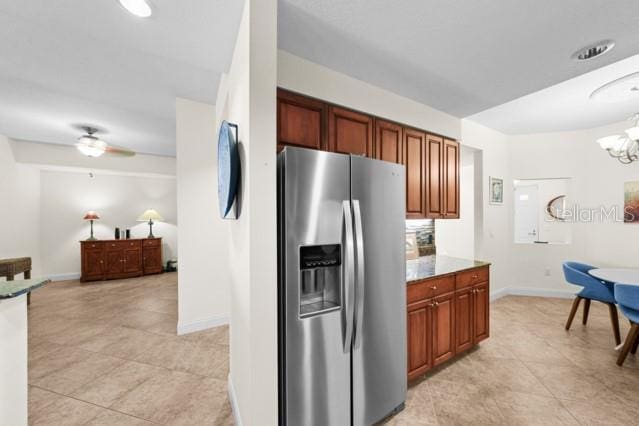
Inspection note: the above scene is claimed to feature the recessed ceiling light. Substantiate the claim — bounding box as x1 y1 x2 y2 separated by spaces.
118 0 152 18
590 71 639 102
571 40 615 61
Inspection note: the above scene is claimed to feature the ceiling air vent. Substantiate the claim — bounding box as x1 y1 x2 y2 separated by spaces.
572 40 615 61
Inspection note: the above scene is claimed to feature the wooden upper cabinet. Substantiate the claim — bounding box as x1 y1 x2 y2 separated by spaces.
443 139 460 218
425 134 444 218
328 106 373 157
277 89 327 152
374 119 403 164
404 128 426 218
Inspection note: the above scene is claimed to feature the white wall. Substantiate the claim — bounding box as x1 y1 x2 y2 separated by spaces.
460 120 513 293
39 169 177 278
175 97 230 334
216 0 278 424
278 50 461 141
0 135 41 278
436 145 476 259
508 120 639 293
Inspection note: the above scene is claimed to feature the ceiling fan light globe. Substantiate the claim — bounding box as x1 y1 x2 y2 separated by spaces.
76 137 107 157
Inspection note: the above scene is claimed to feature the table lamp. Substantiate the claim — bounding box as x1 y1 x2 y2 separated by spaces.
83 211 100 241
137 209 163 238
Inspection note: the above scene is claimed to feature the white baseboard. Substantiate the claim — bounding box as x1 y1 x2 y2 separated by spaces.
177 315 229 335
228 374 243 426
46 272 81 282
491 286 575 301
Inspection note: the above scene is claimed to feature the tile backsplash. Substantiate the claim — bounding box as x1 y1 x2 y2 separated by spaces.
406 219 436 256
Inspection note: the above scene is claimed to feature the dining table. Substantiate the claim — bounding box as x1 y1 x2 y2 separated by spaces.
589 268 639 350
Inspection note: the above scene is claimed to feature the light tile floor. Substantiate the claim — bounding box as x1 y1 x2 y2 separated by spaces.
28 272 232 425
29 275 639 425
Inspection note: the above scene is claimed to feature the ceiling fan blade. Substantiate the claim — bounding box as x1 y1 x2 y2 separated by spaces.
104 145 136 157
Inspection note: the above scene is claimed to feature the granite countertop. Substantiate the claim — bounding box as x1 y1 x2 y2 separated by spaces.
0 278 50 299
407 255 490 284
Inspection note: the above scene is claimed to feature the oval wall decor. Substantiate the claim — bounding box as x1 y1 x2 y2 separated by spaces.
218 120 240 219
546 195 566 221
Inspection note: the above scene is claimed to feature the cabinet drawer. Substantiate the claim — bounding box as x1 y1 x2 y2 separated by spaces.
407 275 455 304
82 242 103 250
456 266 489 289
144 239 161 247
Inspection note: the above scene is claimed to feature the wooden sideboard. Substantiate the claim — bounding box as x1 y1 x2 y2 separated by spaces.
80 238 163 282
407 265 489 381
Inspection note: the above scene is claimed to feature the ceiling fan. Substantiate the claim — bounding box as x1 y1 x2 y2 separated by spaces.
75 127 135 158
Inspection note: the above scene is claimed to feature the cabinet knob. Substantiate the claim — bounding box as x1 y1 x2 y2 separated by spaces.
431 285 437 290
472 274 478 279
100 260 103 263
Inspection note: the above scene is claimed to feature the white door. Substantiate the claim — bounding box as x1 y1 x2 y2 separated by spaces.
514 185 539 244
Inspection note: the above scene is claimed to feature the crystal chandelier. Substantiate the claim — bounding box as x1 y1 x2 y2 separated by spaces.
596 114 639 164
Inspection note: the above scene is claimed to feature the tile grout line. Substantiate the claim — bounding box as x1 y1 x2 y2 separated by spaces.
30 384 162 425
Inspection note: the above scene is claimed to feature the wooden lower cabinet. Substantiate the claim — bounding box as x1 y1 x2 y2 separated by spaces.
407 301 432 379
407 266 490 381
81 238 163 282
432 292 455 366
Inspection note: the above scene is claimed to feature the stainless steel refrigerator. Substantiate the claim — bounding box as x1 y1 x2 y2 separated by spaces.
277 147 406 425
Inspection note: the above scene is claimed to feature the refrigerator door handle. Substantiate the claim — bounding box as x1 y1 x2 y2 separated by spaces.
342 200 355 353
352 199 365 350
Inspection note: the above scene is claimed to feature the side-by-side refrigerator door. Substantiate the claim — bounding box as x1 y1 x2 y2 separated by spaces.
281 147 353 426
350 155 407 425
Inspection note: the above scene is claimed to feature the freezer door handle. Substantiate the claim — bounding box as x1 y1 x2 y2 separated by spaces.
352 199 365 350
342 200 355 353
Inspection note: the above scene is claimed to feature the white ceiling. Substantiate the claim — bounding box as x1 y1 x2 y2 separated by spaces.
469 54 639 134
0 0 244 156
278 0 639 120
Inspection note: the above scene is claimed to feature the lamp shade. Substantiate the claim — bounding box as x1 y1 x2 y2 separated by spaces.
83 211 100 220
137 209 163 222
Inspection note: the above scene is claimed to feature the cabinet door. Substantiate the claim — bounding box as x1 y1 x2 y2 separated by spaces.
123 248 142 274
455 288 473 353
404 129 426 218
374 119 403 164
432 292 455 366
426 134 444 218
143 247 163 274
277 89 327 152
443 139 460 218
83 248 105 280
407 301 432 380
473 283 490 343
328 106 373 157
105 249 124 275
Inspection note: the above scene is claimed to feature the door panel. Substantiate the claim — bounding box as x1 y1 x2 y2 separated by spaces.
514 185 540 243
143 247 162 273
351 155 406 425
404 129 426 218
426 135 444 218
106 249 123 275
432 292 455 366
277 89 327 152
407 302 431 379
374 119 403 164
84 248 104 279
455 288 473 353
328 106 373 157
473 283 490 343
444 139 459 218
124 248 142 274
280 148 351 426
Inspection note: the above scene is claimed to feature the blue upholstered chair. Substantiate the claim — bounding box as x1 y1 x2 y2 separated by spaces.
615 283 639 366
562 261 621 345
